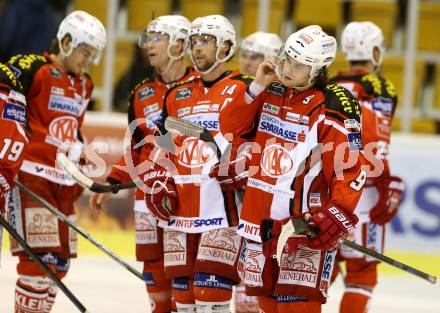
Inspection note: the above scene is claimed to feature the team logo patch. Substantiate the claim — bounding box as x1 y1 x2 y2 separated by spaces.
372 97 393 115
48 95 82 116
309 193 321 207
198 229 240 266
2 102 26 124
135 212 158 244
164 231 187 267
262 103 280 115
347 132 362 151
178 137 216 168
25 207 60 248
49 116 78 143
138 86 155 101
243 242 265 287
278 247 320 288
49 67 62 79
261 144 294 178
175 87 193 101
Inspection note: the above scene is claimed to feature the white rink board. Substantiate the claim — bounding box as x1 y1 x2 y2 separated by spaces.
387 133 440 252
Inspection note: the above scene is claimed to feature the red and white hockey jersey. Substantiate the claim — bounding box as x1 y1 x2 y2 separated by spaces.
158 70 254 233
220 81 366 242
8 53 93 185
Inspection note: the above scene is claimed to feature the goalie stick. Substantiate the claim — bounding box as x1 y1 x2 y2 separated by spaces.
0 215 89 312
14 180 144 282
164 116 243 201
56 153 139 193
275 218 437 284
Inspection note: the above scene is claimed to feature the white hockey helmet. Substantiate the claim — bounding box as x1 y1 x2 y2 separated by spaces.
188 15 236 74
57 10 107 64
241 31 283 59
139 15 190 48
276 25 337 90
138 15 191 74
341 21 385 68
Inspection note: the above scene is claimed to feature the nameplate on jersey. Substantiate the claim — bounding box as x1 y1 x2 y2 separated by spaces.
258 113 308 142
372 97 393 115
2 102 26 124
138 86 155 101
48 95 82 116
182 113 220 131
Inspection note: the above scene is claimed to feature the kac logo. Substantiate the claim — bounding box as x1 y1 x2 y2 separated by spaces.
49 116 78 143
178 137 216 168
261 144 294 178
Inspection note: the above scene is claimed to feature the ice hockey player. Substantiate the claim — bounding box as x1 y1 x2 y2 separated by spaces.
7 11 106 313
89 15 197 313
212 25 366 313
144 14 254 312
331 21 404 313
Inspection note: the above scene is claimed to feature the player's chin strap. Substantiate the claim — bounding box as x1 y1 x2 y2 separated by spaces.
157 44 185 75
275 217 437 284
189 46 233 75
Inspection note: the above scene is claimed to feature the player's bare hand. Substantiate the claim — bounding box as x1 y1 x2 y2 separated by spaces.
89 192 109 214
255 57 277 87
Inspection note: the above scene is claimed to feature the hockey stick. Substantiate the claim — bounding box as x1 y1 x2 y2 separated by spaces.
56 153 139 193
276 218 437 284
164 117 243 201
14 180 144 282
0 215 90 312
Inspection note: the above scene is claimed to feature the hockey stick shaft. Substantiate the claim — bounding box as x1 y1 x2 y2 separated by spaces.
57 154 137 193
342 239 436 284
14 180 144 281
0 215 89 312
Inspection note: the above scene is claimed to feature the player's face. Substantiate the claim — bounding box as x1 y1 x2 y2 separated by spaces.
239 50 264 76
278 55 311 87
66 44 99 75
190 34 218 71
146 32 171 69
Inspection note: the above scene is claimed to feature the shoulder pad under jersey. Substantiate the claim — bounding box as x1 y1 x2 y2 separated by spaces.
7 54 49 93
230 73 254 85
324 83 361 123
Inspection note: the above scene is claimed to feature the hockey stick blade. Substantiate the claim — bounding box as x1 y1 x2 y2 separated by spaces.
57 153 137 193
0 215 89 312
14 179 144 282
